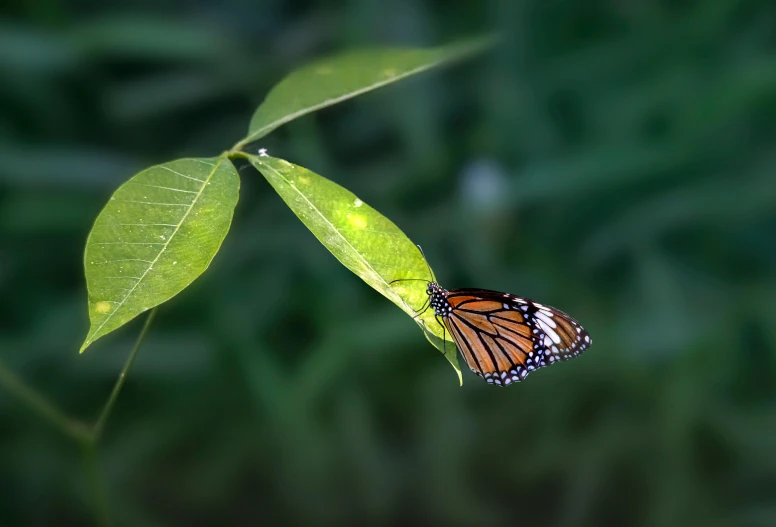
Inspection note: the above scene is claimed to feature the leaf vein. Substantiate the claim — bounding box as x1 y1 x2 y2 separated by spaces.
159 165 206 182
258 159 413 315
117 223 178 227
91 259 154 265
93 242 166 246
87 158 222 346
112 199 191 206
134 183 199 194
245 59 451 143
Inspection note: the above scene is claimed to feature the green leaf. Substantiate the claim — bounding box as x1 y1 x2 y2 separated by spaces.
81 154 240 352
237 36 496 148
246 153 461 383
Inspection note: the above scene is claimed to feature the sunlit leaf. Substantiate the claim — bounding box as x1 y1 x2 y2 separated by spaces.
81 154 239 352
245 153 461 383
237 36 496 147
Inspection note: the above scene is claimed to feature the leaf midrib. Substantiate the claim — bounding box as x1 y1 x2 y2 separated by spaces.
239 58 449 148
255 158 414 315
82 156 222 351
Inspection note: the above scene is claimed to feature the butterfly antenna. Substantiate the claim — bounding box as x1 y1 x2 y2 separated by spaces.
416 244 436 283
389 278 431 285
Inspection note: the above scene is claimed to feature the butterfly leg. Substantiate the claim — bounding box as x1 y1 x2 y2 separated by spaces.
411 297 431 319
435 314 447 357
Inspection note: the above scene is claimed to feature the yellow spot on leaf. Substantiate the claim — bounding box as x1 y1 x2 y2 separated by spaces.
392 285 408 295
384 68 397 77
348 214 367 229
297 176 310 184
96 301 112 314
316 66 333 75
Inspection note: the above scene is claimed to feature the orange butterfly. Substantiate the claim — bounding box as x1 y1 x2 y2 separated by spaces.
393 258 591 386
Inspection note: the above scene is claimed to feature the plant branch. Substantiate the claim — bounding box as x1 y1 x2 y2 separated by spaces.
92 307 157 441
0 358 91 443
83 443 112 527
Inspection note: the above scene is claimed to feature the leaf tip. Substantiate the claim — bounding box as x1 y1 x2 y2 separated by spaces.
440 33 501 62
79 326 100 354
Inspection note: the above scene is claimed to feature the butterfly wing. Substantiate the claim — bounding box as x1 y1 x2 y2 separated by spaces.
443 289 591 386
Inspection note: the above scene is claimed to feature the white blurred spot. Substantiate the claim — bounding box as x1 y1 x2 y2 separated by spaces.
459 158 509 213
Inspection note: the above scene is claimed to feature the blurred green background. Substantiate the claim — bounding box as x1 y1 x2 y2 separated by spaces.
2 1 776 526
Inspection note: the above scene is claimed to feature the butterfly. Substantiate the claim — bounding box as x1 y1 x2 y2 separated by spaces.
392 255 591 386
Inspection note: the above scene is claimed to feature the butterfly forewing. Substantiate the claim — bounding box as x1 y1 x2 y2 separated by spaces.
442 288 591 386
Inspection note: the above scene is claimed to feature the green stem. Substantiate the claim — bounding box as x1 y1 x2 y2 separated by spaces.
83 307 158 526
93 307 158 441
0 358 91 442
231 135 256 153
227 149 250 161
83 442 112 527
0 306 159 527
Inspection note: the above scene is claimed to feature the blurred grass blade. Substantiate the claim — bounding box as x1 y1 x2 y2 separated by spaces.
0 25 78 74
246 153 461 383
237 36 496 148
0 145 141 190
70 16 233 62
81 155 240 352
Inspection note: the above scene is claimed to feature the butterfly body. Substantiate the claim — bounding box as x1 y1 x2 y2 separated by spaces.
425 282 591 386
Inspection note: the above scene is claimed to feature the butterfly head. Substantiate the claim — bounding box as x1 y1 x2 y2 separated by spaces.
426 281 444 296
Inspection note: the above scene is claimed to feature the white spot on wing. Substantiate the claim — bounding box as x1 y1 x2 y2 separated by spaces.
540 323 561 345
535 311 556 328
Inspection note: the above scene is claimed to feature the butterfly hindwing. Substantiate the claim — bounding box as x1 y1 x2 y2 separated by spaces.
442 288 591 386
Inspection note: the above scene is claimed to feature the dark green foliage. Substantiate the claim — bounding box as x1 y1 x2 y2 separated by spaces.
1 1 775 526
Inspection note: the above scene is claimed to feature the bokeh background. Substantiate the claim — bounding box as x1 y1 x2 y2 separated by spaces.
2 1 776 526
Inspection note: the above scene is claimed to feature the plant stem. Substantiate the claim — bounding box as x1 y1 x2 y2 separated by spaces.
93 307 158 441
231 138 251 153
83 442 112 527
0 358 91 442
227 149 250 161
84 307 158 527
0 307 159 526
